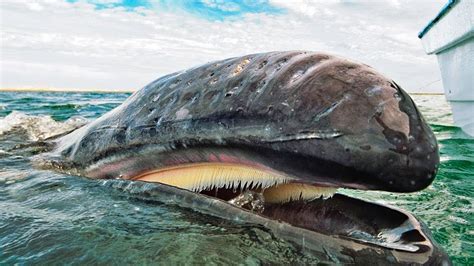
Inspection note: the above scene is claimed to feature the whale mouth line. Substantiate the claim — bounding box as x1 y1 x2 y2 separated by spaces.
133 162 338 203
132 162 431 253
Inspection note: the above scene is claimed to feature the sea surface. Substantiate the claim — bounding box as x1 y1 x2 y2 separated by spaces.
0 92 472 264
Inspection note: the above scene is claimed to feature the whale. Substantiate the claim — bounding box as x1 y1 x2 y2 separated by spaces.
36 51 450 264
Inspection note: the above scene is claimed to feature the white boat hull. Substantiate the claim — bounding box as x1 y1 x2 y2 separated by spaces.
419 0 474 136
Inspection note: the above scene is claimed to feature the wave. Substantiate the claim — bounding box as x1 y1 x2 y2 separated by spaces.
0 111 88 141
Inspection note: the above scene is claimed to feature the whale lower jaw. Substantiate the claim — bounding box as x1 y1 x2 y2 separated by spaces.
130 161 435 255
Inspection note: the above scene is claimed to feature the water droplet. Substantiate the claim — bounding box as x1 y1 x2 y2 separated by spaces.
152 94 161 102
290 70 304 82
375 105 383 116
228 190 265 213
365 86 382 97
225 86 239 97
175 107 190 120
169 79 181 89
191 93 200 104
394 92 402 101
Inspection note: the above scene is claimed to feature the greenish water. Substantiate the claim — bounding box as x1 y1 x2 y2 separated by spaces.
0 92 472 264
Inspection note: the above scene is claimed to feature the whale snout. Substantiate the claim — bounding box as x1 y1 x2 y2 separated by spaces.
375 136 439 193
351 82 440 192
375 87 439 192
278 76 440 193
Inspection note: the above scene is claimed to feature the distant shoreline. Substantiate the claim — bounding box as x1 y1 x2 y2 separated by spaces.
0 88 444 95
0 88 136 93
409 92 444 95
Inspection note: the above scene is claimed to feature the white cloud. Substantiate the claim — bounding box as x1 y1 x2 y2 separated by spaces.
0 0 446 92
25 2 44 11
202 0 241 12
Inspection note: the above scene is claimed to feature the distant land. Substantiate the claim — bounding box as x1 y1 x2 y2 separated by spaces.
0 87 444 95
0 87 135 93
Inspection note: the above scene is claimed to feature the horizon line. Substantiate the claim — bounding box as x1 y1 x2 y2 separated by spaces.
0 87 136 93
0 87 445 95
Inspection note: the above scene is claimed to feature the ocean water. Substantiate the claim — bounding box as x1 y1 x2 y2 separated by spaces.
0 92 472 264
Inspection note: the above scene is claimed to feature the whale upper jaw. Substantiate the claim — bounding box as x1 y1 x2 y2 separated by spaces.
39 51 440 194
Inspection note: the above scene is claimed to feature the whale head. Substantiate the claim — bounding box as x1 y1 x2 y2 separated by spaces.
35 51 447 264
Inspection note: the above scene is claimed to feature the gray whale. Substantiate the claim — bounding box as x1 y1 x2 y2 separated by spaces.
37 51 450 264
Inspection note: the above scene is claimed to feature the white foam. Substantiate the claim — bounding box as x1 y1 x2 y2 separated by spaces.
0 111 87 141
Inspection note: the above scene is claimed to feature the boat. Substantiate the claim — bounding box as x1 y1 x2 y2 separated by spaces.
418 0 473 136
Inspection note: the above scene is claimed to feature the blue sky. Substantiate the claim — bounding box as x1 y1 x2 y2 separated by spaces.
67 0 284 20
67 0 152 10
158 0 284 20
1 0 446 92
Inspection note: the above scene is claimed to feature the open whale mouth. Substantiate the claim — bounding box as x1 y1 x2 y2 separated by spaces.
134 162 337 203
30 50 450 264
131 161 434 254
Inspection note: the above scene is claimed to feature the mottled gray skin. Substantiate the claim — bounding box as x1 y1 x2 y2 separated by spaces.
45 51 438 192
37 51 449 264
